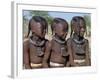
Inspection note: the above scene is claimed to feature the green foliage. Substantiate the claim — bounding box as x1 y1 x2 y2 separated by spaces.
83 15 91 28
83 15 91 37
23 15 29 37
29 11 53 24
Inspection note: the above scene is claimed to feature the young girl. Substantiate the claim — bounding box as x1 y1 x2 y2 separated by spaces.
67 16 90 66
43 18 71 68
23 16 48 69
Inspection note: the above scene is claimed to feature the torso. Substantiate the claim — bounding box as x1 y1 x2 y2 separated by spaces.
70 38 87 60
50 39 68 64
29 43 45 63
28 38 48 64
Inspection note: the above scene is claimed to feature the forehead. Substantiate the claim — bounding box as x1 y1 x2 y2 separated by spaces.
79 19 85 26
73 19 85 27
30 20 42 28
55 23 67 30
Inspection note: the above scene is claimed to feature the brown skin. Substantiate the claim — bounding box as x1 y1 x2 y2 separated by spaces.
43 23 71 68
30 20 46 39
66 39 74 66
23 40 31 69
23 20 47 69
67 38 90 66
68 18 90 66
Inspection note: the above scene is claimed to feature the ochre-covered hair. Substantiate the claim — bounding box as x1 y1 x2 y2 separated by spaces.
27 16 48 37
70 16 86 37
51 18 68 35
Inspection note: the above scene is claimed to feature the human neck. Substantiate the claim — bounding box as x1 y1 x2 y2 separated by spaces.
73 33 84 41
31 33 43 42
30 33 45 47
55 34 65 41
53 35 66 44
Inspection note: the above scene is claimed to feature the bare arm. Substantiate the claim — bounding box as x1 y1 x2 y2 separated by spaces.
85 40 90 66
42 41 52 68
23 39 31 69
66 39 74 66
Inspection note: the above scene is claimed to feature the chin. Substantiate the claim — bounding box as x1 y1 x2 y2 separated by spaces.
80 34 84 37
41 37 45 39
61 37 65 40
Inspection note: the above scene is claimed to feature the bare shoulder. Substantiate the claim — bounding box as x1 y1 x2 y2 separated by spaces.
23 38 29 46
45 40 52 48
66 38 72 45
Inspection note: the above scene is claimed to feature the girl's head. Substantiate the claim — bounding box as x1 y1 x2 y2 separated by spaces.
71 16 86 37
27 16 48 39
51 18 69 39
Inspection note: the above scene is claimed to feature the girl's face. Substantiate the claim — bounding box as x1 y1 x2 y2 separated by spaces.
30 20 46 38
55 23 68 39
73 19 86 37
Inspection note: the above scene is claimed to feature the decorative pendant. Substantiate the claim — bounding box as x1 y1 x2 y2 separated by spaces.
53 36 68 56
36 47 44 57
75 44 85 55
61 46 68 57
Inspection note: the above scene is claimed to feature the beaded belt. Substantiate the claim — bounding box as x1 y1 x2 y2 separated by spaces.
74 59 85 63
50 61 64 67
30 63 42 67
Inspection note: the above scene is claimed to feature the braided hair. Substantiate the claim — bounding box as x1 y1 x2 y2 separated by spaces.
51 18 68 35
27 16 48 37
70 16 86 37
